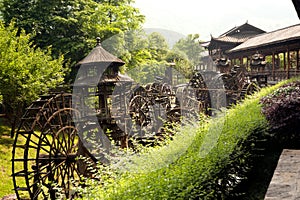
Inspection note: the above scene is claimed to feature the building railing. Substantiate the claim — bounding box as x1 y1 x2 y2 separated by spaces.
268 69 300 82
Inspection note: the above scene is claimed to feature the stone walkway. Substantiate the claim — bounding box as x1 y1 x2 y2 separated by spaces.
265 149 300 200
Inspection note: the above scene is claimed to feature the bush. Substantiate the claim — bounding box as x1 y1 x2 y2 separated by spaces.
0 22 65 136
260 81 300 136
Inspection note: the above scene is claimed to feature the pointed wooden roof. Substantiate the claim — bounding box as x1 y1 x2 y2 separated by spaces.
77 38 125 67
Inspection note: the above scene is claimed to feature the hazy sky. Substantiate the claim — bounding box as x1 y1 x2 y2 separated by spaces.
134 0 299 40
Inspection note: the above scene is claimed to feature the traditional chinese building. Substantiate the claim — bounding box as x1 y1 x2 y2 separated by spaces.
201 22 266 60
228 23 300 81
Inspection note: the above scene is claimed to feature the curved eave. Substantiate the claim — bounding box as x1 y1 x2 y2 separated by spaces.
207 37 242 50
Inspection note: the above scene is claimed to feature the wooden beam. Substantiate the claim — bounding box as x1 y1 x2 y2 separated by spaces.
284 52 287 71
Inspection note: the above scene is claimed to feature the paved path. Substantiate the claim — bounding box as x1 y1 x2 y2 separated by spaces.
265 149 300 200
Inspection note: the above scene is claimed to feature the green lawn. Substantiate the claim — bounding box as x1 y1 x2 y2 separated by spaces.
0 119 15 198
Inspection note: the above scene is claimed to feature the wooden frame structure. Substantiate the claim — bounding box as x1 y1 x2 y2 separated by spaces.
227 24 300 82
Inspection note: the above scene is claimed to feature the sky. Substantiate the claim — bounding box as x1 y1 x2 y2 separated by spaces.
134 0 299 41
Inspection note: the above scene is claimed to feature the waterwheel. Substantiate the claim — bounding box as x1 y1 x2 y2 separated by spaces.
188 71 211 114
239 82 259 100
12 93 88 200
128 83 178 140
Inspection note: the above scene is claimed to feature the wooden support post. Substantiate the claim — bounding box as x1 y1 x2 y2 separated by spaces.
297 50 299 70
284 52 287 71
272 52 275 81
246 56 249 70
287 49 290 79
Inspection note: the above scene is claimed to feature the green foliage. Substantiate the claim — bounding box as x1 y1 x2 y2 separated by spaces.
163 34 204 78
1 0 145 71
127 60 167 84
165 49 192 78
101 29 152 73
173 34 203 66
125 32 170 84
0 22 65 134
146 32 169 61
2 0 95 64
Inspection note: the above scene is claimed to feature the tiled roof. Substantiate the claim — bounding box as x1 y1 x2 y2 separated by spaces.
204 22 266 49
212 32 258 43
229 23 300 53
219 22 265 37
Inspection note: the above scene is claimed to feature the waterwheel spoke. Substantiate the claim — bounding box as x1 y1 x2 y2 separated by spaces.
32 187 44 199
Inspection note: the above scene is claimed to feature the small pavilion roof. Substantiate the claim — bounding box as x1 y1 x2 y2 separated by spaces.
77 38 125 67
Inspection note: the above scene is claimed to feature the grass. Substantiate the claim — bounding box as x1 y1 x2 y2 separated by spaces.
0 118 29 198
0 118 15 198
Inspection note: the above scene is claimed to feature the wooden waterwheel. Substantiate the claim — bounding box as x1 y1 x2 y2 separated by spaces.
12 38 133 199
188 71 211 113
12 93 87 199
128 82 176 136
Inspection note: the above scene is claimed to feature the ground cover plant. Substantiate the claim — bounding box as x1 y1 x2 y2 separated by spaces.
77 79 300 200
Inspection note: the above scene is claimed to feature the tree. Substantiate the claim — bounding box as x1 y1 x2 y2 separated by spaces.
165 49 193 78
147 32 169 61
173 34 203 66
118 29 152 72
126 32 170 84
1 0 145 76
0 22 65 136
1 0 96 64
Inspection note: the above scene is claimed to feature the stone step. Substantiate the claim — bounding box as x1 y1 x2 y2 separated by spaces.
264 149 300 199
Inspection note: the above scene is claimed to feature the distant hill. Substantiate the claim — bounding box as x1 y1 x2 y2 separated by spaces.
144 28 186 48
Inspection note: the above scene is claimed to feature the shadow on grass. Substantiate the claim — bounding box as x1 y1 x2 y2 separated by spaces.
0 136 14 147
0 118 13 148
